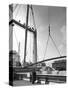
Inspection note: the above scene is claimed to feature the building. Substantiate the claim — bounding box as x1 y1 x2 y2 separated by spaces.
9 50 21 67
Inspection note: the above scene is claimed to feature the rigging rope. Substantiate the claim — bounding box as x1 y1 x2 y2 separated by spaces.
9 5 18 19
13 5 18 13
9 28 19 52
30 5 36 30
25 8 32 62
31 5 41 61
9 29 13 42
13 30 19 48
15 5 20 19
31 5 39 62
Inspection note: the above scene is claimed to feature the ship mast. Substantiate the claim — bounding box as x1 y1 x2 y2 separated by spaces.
23 5 37 65
23 5 29 64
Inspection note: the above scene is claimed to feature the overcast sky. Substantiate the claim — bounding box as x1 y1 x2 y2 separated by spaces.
9 4 66 64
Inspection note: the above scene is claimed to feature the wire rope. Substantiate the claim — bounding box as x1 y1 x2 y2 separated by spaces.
43 34 50 60
50 35 61 56
15 5 20 19
13 30 19 48
30 5 36 30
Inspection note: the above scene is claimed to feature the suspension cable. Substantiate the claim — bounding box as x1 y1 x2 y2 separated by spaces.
43 25 61 60
50 35 61 56
43 34 50 60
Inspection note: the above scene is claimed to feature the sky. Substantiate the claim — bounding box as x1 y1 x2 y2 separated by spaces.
9 4 66 65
